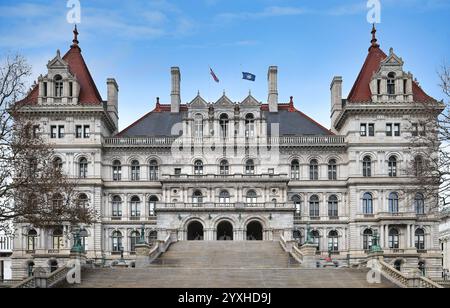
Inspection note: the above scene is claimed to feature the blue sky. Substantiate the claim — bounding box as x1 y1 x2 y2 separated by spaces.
0 0 449 130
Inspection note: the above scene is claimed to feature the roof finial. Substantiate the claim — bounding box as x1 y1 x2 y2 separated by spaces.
370 23 380 51
71 25 79 48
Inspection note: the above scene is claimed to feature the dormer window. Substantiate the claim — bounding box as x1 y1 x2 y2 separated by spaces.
387 72 396 95
54 75 63 97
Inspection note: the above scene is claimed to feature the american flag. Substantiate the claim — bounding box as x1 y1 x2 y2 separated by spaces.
210 67 220 83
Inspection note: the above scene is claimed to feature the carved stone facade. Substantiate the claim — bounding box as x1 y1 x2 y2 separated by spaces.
10 27 444 280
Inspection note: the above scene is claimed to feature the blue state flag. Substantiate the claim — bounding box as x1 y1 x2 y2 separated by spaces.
242 72 256 82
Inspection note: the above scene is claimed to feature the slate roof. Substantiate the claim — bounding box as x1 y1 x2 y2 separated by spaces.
117 103 332 137
347 25 434 103
18 26 103 106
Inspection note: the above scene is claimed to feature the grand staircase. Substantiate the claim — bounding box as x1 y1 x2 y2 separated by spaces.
63 241 396 288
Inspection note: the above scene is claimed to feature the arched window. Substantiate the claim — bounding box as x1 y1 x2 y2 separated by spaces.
389 229 399 249
311 230 320 250
149 231 158 243
49 260 58 273
77 194 88 208
414 156 423 176
192 190 203 204
220 160 229 175
220 114 229 139
388 156 397 177
112 196 122 217
245 113 255 138
363 156 372 177
328 230 339 252
52 193 63 208
130 196 141 218
148 196 158 216
245 159 255 175
130 231 140 252
309 159 318 180
79 157 88 178
149 160 159 180
27 229 37 251
219 190 230 204
52 227 64 250
415 228 425 250
328 195 338 218
53 157 63 170
363 193 373 214
27 262 35 277
54 75 63 97
363 229 373 251
112 160 122 181
246 190 257 205
309 195 320 218
130 160 140 181
388 192 399 214
79 228 88 251
387 72 396 95
194 114 203 138
293 230 302 244
112 231 122 252
415 193 425 214
292 195 302 215
291 160 300 180
328 159 337 180
194 160 204 175
418 261 426 276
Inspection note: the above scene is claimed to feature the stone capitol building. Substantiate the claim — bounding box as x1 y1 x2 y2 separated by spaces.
10 25 444 281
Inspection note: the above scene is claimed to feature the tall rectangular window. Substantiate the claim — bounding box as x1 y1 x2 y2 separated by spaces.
50 126 57 139
76 125 82 138
43 82 48 97
58 126 65 138
32 125 40 138
412 123 419 137
69 82 73 97
368 124 375 137
360 124 367 137
84 125 90 138
394 124 401 137
386 124 393 137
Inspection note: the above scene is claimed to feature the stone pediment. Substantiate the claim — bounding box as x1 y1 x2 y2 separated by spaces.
240 93 260 107
189 94 208 108
47 50 69 69
380 48 404 68
214 94 234 107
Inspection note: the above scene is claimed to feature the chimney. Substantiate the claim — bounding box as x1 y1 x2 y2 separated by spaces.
330 76 343 131
107 78 119 133
171 67 181 113
268 66 278 113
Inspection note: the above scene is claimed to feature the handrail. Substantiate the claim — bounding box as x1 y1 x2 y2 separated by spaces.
378 259 443 288
12 276 35 288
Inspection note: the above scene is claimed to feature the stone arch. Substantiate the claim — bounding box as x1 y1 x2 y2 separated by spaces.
244 218 266 241
216 220 234 241
186 220 204 241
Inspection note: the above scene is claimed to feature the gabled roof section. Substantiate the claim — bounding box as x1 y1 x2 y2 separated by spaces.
241 92 260 106
117 100 333 138
347 25 434 103
18 26 103 106
189 92 208 108
214 92 234 107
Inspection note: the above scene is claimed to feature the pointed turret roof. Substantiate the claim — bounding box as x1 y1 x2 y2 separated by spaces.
347 25 434 103
18 26 103 105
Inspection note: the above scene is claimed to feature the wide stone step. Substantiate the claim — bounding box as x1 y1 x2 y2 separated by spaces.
64 268 396 288
152 241 294 268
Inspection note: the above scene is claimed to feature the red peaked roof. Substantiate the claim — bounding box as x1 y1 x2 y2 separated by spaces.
347 26 434 103
19 26 103 105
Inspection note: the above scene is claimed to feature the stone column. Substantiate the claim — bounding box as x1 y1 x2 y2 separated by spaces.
406 225 410 248
380 224 384 248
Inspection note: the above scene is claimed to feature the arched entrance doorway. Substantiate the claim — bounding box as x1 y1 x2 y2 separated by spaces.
217 221 233 240
246 221 263 240
187 221 204 240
